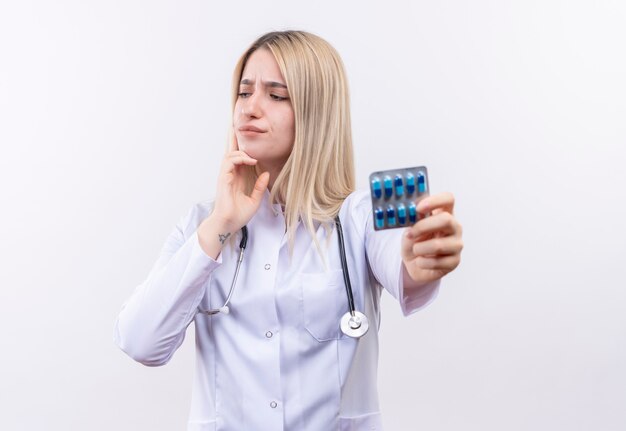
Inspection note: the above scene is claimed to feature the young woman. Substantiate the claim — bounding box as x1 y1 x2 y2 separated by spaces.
115 30 463 430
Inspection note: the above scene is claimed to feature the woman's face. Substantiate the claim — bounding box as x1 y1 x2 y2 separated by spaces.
234 48 295 172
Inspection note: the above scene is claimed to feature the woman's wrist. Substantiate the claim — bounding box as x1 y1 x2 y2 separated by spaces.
197 214 236 259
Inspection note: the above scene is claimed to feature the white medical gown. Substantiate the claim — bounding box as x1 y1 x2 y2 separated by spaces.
114 189 440 430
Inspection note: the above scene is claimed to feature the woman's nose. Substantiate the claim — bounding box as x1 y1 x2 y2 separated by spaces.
242 93 262 119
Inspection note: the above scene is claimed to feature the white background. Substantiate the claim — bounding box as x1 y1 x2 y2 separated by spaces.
1 1 625 430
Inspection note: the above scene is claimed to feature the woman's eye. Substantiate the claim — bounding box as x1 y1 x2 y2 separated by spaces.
238 92 251 98
270 94 287 101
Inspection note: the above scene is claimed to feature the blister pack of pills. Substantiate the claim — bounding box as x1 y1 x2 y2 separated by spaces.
369 166 429 231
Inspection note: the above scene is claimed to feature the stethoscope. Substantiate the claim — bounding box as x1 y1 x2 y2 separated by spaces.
198 216 370 338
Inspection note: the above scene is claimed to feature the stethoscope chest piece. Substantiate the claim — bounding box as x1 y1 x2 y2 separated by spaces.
340 311 369 338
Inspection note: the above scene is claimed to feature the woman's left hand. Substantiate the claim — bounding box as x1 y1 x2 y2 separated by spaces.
401 192 463 285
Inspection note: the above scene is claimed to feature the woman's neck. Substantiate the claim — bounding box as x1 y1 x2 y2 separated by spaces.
255 163 283 192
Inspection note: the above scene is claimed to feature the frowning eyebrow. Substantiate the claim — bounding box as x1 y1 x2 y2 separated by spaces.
240 78 288 89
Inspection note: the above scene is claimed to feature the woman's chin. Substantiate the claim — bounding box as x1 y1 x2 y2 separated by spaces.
236 139 256 155
237 145 260 160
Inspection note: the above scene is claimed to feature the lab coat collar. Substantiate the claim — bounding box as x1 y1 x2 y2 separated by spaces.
261 187 285 217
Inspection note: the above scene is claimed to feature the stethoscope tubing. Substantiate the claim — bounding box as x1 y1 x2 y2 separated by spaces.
201 226 248 315
334 216 356 316
198 218 368 337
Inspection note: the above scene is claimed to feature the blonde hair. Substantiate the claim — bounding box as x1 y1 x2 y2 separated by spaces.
230 31 355 250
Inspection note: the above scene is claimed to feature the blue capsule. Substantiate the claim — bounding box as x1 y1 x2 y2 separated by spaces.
383 176 393 198
375 206 385 229
397 203 407 225
371 177 382 199
406 172 415 195
408 202 417 224
417 171 426 194
386 204 396 227
394 175 404 197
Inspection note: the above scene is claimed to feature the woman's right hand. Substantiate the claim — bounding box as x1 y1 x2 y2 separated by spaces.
197 150 269 259
211 150 270 232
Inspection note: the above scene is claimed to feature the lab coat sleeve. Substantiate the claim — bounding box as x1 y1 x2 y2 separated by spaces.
114 202 220 366
354 191 440 316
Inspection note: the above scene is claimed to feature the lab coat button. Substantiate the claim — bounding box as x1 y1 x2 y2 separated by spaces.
264 264 271 270
265 331 273 338
270 401 278 408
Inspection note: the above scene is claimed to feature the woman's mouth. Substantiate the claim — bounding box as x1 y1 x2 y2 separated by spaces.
238 125 267 136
